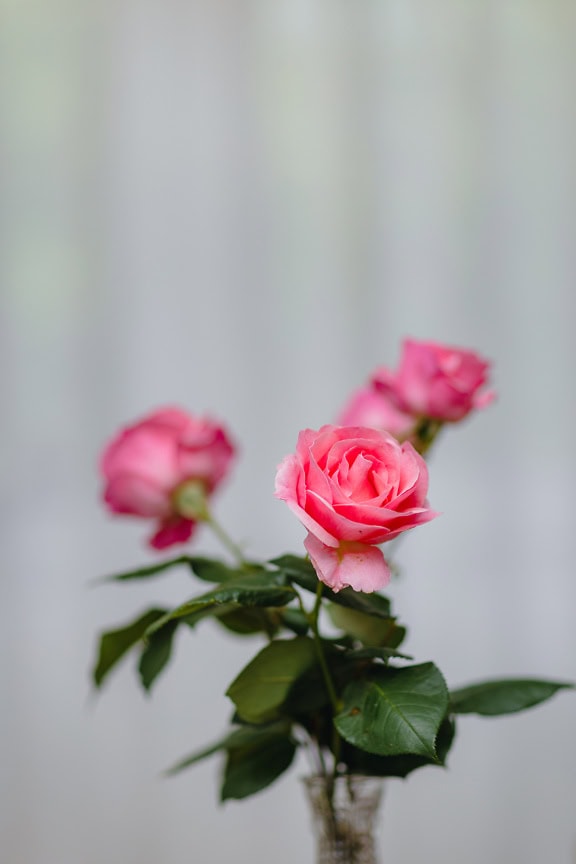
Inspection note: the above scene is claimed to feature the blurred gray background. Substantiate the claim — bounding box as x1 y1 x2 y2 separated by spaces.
1 1 575 862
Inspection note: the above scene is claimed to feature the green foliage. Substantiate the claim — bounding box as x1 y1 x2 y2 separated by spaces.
278 607 310 636
99 557 192 583
166 721 297 799
138 620 179 691
340 715 456 778
329 603 406 650
345 647 413 662
214 607 278 636
221 728 296 800
227 637 318 723
187 557 265 583
270 555 392 619
450 678 574 716
335 663 448 759
93 551 574 798
145 570 297 637
282 662 333 717
93 608 168 687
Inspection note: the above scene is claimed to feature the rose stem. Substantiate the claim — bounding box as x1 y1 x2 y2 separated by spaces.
205 514 246 566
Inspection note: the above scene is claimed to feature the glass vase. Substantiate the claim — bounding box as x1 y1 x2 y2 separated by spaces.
303 775 385 864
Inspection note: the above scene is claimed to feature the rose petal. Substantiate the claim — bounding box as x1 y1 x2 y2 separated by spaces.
104 474 172 518
338 387 414 438
304 534 391 593
149 517 196 550
101 427 180 491
275 457 339 547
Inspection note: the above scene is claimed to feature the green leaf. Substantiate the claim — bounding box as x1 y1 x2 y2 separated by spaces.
340 715 456 779
270 555 392 619
146 571 297 637
188 558 266 584
98 557 192 584
269 554 318 586
215 608 278 637
226 637 318 723
345 647 413 662
278 607 310 636
329 604 405 649
166 738 227 775
166 730 240 776
93 608 167 687
282 664 332 717
450 678 574 716
221 730 296 801
138 620 179 692
165 721 293 776
335 662 448 759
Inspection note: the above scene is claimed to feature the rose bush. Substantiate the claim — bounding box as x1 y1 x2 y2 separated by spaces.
275 425 436 592
93 348 572 814
100 407 236 549
372 338 494 423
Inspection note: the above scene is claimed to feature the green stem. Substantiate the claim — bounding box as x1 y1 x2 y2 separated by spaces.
206 515 245 566
412 417 443 457
310 583 339 712
309 582 343 787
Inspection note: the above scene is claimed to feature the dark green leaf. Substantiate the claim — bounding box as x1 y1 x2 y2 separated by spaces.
165 721 292 776
335 662 448 759
166 738 227 775
215 608 278 637
450 678 574 716
93 608 167 687
270 555 392 619
226 637 318 723
221 731 296 801
146 571 297 637
341 715 456 778
138 620 179 692
328 604 405 649
269 554 316 581
188 557 266 583
282 665 332 716
98 557 191 584
282 646 366 720
279 607 310 636
345 647 413 662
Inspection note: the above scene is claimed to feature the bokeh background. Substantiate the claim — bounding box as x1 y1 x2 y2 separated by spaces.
1 1 575 862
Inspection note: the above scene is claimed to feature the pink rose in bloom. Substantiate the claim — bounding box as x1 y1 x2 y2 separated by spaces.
338 386 415 439
275 425 436 593
101 407 236 550
372 338 495 423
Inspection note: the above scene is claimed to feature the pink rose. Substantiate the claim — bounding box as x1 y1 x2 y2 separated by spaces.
337 386 414 439
275 425 436 593
372 338 495 423
101 407 236 550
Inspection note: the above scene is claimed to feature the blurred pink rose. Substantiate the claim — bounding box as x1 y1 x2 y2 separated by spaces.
275 425 436 593
372 338 494 423
338 386 414 439
101 407 236 550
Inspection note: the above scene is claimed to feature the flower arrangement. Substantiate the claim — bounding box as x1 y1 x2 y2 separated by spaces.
93 338 571 813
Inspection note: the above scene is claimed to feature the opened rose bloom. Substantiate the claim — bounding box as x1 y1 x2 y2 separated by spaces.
101 407 236 549
372 338 494 423
275 425 436 592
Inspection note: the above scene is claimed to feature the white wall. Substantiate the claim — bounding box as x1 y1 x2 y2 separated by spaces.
1 1 575 862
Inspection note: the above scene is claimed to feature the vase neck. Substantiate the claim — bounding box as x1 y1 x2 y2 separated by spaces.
303 775 385 864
